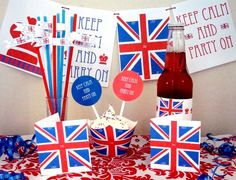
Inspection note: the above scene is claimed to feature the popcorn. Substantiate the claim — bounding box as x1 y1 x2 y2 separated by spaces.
90 105 130 129
101 104 116 119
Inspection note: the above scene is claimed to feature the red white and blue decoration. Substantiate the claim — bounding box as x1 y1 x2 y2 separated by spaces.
158 98 183 117
0 0 116 87
90 122 136 157
0 0 59 76
0 135 36 161
150 115 201 172
116 8 169 80
156 97 193 120
1 134 236 179
71 76 102 106
113 70 143 102
34 113 91 175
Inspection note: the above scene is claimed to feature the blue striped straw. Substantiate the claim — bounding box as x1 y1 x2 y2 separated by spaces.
56 13 62 116
57 9 66 117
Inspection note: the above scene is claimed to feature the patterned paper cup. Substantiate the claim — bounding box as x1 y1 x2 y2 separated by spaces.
89 117 137 157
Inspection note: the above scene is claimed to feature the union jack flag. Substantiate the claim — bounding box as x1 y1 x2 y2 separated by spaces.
185 33 193 40
158 98 183 117
90 125 135 157
221 23 229 29
34 115 91 175
117 11 169 80
150 118 201 172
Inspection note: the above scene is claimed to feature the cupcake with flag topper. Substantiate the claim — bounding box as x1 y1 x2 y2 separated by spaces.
72 71 143 157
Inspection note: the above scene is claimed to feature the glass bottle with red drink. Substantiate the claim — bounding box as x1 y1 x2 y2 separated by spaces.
156 23 193 120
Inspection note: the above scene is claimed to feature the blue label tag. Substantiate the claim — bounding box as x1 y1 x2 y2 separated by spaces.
71 76 102 106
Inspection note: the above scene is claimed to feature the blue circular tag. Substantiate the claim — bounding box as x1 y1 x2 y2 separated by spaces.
71 76 102 106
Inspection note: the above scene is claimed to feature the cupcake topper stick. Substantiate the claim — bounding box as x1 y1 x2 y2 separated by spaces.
92 105 100 119
113 71 143 116
119 101 126 116
72 76 102 119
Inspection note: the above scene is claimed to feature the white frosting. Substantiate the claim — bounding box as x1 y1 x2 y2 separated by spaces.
90 105 129 129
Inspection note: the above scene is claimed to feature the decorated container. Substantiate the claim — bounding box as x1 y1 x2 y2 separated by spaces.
89 106 137 157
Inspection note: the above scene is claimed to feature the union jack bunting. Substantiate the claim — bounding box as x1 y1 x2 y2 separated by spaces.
116 8 169 80
90 125 135 157
150 117 201 172
34 114 91 175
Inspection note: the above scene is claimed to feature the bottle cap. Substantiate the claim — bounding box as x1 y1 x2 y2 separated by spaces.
168 22 185 27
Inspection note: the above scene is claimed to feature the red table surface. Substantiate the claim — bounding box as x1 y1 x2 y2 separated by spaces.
0 135 236 180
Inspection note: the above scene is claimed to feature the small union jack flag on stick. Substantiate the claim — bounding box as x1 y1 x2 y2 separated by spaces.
150 115 201 172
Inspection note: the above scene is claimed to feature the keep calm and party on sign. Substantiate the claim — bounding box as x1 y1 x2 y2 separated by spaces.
173 0 236 73
0 0 116 87
65 5 116 87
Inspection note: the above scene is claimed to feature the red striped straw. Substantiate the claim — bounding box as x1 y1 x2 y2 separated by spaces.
37 51 53 114
61 14 77 121
52 15 57 114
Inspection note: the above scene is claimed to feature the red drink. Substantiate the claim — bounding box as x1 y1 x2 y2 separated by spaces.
158 52 192 98
156 24 193 120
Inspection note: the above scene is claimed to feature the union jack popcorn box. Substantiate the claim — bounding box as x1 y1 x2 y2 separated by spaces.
89 116 137 157
34 113 92 176
150 115 201 172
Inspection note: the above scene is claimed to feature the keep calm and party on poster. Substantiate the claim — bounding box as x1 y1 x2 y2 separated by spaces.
173 0 236 73
64 5 116 87
0 0 116 87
